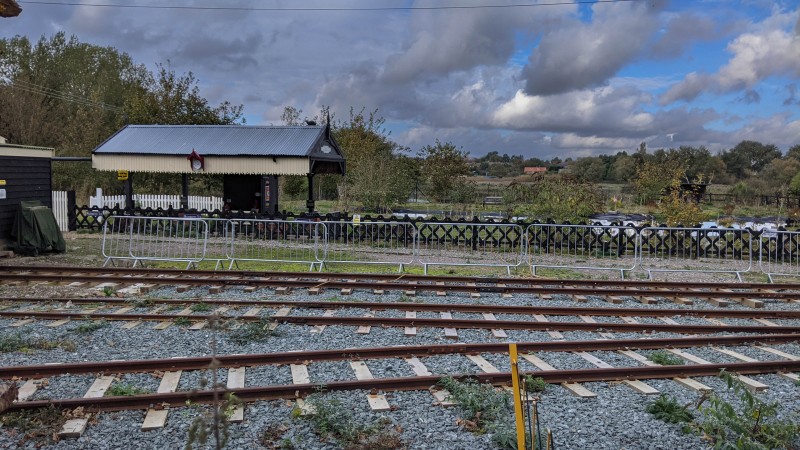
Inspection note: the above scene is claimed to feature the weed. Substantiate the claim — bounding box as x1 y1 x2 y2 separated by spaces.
191 302 212 313
648 350 683 366
174 316 191 326
304 393 405 449
397 293 414 303
692 370 799 449
131 298 154 308
0 405 65 445
102 286 116 297
259 423 291 449
324 296 341 302
227 318 279 344
74 320 107 334
437 376 510 432
646 395 693 424
185 392 242 450
0 333 76 353
106 383 149 397
523 375 547 393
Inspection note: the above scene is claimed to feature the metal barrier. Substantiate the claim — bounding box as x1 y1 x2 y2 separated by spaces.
638 226 753 281
202 217 234 269
758 230 800 282
321 221 416 272
102 216 208 268
226 219 324 270
526 224 638 278
415 222 525 274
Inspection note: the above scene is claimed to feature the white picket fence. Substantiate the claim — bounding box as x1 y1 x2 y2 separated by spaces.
89 189 223 211
48 190 224 233
52 190 69 232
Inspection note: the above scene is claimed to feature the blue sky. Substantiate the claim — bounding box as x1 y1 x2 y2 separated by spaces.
2 0 799 158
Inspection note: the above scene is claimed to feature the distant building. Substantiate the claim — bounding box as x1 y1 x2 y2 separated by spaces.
523 166 547 174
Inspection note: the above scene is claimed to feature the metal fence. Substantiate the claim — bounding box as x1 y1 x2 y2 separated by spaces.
102 216 208 269
321 221 416 272
638 226 753 281
758 230 800 282
226 219 324 270
416 222 525 275
526 224 639 278
97 216 800 281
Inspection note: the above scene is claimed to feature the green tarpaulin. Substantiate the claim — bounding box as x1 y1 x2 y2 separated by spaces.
10 201 66 255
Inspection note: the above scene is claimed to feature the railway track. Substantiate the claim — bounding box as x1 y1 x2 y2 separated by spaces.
2 265 800 303
6 334 800 415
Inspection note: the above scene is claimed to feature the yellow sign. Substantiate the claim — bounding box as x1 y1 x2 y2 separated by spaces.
117 170 129 181
0 180 5 186
352 214 361 224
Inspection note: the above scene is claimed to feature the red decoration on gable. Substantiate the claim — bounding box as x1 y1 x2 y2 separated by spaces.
187 149 205 171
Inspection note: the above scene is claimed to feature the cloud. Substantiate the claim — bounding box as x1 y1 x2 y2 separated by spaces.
661 8 800 104
521 1 664 96
649 12 719 58
382 0 569 84
737 89 761 104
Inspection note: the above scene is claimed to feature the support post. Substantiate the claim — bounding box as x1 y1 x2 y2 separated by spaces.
67 190 77 231
306 173 315 214
124 174 134 210
181 174 189 209
509 343 527 449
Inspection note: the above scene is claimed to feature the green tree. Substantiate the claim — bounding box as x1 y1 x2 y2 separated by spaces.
632 159 684 205
506 175 603 222
332 108 411 211
786 144 800 161
720 140 781 179
418 140 471 203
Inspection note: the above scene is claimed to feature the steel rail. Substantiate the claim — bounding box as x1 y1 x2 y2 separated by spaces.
3 334 798 379
2 310 798 334
4 265 800 292
4 296 800 319
9 360 800 413
3 272 800 300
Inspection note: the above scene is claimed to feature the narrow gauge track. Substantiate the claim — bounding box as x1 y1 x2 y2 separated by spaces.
4 296 800 319
4 334 798 379
10 360 800 414
2 309 799 334
2 266 800 301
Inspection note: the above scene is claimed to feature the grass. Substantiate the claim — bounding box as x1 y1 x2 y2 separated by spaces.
0 405 65 445
74 320 108 334
106 383 149 396
302 393 405 449
174 316 191 326
190 302 212 312
646 395 694 424
648 350 684 366
0 333 76 353
227 318 279 344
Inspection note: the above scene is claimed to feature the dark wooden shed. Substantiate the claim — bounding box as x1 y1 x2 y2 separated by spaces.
0 140 54 243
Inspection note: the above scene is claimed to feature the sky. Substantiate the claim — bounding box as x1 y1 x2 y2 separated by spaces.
2 0 800 159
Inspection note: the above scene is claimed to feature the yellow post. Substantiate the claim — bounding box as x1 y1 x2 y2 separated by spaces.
509 343 527 449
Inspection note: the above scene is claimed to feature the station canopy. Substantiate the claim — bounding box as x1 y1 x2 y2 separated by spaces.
91 124 345 176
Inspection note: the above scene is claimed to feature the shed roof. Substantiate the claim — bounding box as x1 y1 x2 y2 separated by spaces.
93 124 331 157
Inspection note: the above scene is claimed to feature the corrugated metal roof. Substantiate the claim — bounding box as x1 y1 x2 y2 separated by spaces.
92 125 327 157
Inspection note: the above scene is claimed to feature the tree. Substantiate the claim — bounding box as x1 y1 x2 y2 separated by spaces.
332 108 411 211
418 140 471 203
632 159 684 205
786 144 800 161
506 175 603 222
720 140 781 179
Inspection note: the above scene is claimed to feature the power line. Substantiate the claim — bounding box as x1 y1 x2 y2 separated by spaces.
21 0 640 12
2 79 124 113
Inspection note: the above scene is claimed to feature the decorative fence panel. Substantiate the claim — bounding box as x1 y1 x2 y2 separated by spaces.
415 222 525 274
526 224 639 278
321 221 416 271
638 226 753 281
